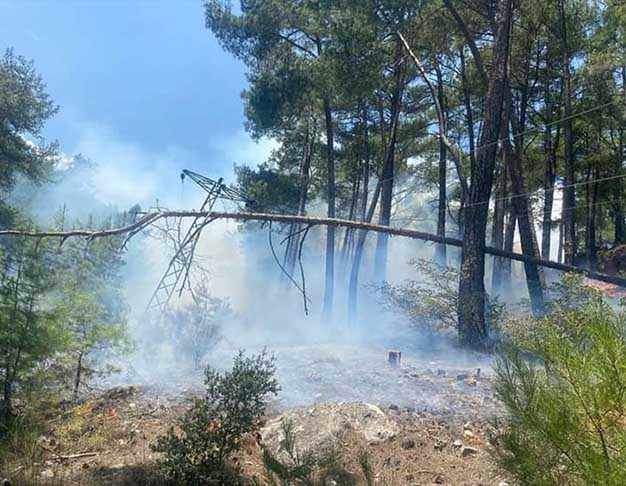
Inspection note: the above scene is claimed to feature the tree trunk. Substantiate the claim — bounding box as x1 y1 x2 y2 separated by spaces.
73 351 84 401
559 0 576 265
503 137 545 315
457 0 513 348
586 168 599 270
501 207 516 292
435 63 447 264
322 98 336 317
542 121 559 260
374 40 404 282
348 180 383 323
491 151 507 292
361 104 370 223
504 88 545 315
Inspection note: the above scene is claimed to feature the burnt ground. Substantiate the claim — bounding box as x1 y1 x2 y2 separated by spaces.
1 342 509 485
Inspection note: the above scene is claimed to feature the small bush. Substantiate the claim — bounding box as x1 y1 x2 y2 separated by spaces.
164 279 230 368
492 275 626 485
375 259 505 337
152 350 279 485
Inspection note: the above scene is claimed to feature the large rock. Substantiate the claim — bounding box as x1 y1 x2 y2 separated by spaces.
261 401 398 458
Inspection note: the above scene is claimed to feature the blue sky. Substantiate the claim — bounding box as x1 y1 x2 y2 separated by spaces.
1 0 276 209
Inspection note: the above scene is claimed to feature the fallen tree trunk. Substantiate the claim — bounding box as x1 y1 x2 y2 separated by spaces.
2 210 626 288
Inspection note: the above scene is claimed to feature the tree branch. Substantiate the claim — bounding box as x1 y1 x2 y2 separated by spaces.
1 210 625 288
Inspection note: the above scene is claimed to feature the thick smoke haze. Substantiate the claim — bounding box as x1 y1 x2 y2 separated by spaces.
9 147 543 406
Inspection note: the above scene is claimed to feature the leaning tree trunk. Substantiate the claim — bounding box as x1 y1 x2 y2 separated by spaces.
457 0 513 348
503 86 546 315
504 138 546 315
322 98 336 318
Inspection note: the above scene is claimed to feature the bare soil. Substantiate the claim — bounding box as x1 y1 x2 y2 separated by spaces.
0 342 510 486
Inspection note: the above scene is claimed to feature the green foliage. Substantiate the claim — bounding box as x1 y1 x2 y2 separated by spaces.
163 278 229 368
493 277 626 485
0 232 68 434
375 259 505 337
153 350 280 485
0 49 58 203
235 163 300 214
53 215 130 398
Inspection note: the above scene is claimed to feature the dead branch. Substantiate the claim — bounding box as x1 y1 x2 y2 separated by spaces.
1 210 625 288
268 221 311 313
50 452 98 461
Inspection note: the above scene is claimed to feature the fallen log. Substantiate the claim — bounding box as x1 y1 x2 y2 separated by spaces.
1 210 625 288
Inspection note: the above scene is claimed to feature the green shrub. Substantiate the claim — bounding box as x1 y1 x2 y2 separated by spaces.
164 278 230 369
375 259 505 337
152 350 279 485
492 277 626 485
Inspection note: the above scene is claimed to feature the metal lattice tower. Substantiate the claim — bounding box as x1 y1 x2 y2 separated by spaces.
146 169 252 313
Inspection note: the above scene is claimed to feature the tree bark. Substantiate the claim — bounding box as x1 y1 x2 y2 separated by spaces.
457 0 513 348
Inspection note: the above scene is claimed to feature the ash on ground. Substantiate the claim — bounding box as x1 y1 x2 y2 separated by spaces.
128 338 501 421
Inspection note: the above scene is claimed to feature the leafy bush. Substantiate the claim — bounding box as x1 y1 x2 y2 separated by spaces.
152 350 280 485
164 279 230 368
375 259 505 337
492 275 626 485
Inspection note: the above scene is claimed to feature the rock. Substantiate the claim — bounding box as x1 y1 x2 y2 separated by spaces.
110 463 125 470
452 439 463 449
434 475 445 484
434 438 447 451
456 373 469 381
466 377 478 387
436 369 446 376
400 437 416 449
2 479 12 486
261 402 399 461
461 446 479 457
463 430 474 439
388 404 399 411
40 469 54 479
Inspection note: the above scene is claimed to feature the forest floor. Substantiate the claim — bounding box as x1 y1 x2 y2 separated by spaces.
1 342 509 486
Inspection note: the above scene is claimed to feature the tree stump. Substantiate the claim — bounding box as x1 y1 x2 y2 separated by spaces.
388 351 401 366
